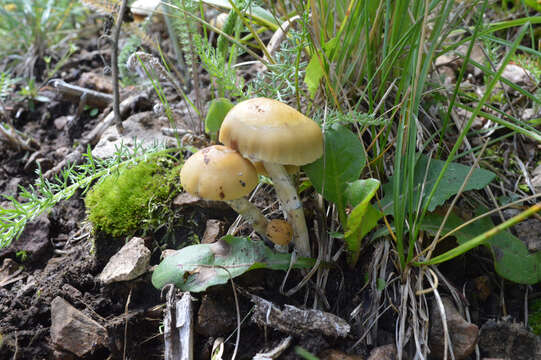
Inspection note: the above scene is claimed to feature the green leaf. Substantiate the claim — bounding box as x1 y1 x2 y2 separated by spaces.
421 211 541 284
205 98 233 141
303 123 366 213
343 179 381 266
381 154 496 215
151 236 314 292
303 38 339 98
199 0 280 29
304 54 324 98
524 0 541 11
345 203 383 266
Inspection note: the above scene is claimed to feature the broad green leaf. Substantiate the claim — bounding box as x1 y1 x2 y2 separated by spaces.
152 236 314 292
303 123 365 213
421 211 541 284
345 203 383 266
381 154 496 215
343 179 381 266
205 98 233 141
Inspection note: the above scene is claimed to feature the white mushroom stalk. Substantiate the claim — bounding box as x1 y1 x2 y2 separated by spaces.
225 198 268 238
263 162 310 256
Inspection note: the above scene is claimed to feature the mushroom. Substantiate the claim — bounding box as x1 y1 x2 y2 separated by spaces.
266 219 293 253
252 161 299 178
180 145 268 238
219 98 323 256
130 0 161 22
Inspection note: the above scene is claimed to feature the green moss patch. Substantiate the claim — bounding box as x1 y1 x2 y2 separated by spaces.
85 154 182 237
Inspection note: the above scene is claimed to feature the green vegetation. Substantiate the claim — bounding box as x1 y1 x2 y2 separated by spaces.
85 153 182 238
0 0 540 356
530 299 541 335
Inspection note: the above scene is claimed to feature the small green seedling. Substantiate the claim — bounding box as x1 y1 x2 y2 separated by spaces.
204 98 234 141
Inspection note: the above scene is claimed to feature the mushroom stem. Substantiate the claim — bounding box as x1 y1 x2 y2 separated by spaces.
225 198 269 239
263 162 311 257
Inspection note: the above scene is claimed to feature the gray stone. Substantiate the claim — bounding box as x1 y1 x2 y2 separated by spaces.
430 297 479 360
92 111 176 159
50 297 107 357
478 319 541 359
98 237 150 284
532 164 541 193
501 64 535 89
201 219 224 244
367 344 396 360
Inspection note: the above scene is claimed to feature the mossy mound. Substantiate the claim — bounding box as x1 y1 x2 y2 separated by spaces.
85 154 182 238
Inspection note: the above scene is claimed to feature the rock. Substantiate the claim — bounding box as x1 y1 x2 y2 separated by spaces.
438 65 456 85
79 72 113 94
501 63 535 90
513 218 541 252
430 297 479 360
202 219 224 244
319 349 364 360
50 297 108 357
92 111 176 159
367 344 396 360
54 115 72 130
196 294 236 337
98 237 150 284
532 164 541 193
0 214 50 263
0 258 24 287
454 107 486 130
478 319 541 359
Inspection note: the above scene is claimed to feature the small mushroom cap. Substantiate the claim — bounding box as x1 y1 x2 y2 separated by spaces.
210 13 228 30
219 98 323 166
266 219 293 246
180 145 258 201
131 0 160 20
252 161 299 177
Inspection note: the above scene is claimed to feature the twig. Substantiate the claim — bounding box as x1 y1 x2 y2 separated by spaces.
0 122 39 151
49 79 112 109
112 0 129 133
123 286 133 360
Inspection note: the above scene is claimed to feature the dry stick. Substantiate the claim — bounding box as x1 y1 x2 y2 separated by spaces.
112 0 129 133
123 286 133 360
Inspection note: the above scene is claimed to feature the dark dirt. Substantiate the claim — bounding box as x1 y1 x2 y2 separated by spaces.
1 14 540 360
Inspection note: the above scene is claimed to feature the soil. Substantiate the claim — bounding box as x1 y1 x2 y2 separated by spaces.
0 11 540 360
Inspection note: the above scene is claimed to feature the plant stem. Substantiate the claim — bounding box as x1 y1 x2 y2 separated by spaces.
263 162 311 257
225 198 268 239
112 0 128 133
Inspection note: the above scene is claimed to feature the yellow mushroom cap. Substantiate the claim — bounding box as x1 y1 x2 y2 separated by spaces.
266 219 293 246
180 145 258 201
210 13 228 30
219 98 323 166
